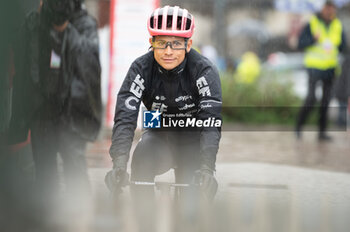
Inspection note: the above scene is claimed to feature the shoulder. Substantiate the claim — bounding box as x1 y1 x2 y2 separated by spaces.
187 49 213 67
70 9 98 30
24 11 39 31
310 14 318 22
333 17 343 28
131 51 155 71
186 49 219 77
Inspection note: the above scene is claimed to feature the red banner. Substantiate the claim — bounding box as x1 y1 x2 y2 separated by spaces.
107 0 159 127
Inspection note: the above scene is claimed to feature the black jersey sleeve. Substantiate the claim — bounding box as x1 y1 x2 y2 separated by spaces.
109 61 146 163
195 65 222 171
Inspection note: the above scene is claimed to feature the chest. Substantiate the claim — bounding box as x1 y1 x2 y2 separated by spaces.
145 75 198 113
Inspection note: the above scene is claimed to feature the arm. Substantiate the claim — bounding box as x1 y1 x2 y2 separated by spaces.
65 14 100 71
298 23 316 51
196 66 222 171
109 63 145 165
63 13 102 141
105 62 146 191
67 11 99 55
339 30 347 53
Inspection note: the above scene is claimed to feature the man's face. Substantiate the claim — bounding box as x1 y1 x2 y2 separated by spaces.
321 4 336 23
150 36 192 71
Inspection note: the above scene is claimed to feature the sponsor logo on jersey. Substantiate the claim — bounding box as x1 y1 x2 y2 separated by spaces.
196 76 211 97
175 95 193 102
126 74 145 110
179 103 196 111
151 102 168 112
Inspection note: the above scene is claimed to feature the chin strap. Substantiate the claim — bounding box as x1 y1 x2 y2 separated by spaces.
184 38 189 54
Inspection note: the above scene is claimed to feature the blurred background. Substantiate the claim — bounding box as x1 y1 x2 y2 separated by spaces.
8 0 350 127
97 0 350 128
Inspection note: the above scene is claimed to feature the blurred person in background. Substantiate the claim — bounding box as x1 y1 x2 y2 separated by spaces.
235 51 261 84
9 0 102 222
105 5 222 232
295 0 347 141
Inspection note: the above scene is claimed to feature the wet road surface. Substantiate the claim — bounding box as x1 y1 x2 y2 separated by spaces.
82 128 350 232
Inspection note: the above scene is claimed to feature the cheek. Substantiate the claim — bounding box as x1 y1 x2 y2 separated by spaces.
177 52 185 62
154 51 161 63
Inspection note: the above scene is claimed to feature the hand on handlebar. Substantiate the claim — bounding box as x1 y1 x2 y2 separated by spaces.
193 165 218 201
105 155 130 193
105 167 130 194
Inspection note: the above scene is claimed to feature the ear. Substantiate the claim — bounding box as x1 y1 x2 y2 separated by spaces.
149 37 154 51
186 39 193 53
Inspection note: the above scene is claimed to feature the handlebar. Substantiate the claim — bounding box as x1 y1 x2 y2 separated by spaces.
130 181 194 188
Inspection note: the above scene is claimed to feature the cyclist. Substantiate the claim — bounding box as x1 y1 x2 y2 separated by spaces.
105 5 222 230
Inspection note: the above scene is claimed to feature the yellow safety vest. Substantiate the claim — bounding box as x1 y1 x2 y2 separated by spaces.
304 15 342 70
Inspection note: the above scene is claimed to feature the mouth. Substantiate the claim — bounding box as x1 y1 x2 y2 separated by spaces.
162 58 175 63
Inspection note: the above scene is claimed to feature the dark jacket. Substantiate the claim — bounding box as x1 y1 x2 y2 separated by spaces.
109 49 222 170
9 9 102 144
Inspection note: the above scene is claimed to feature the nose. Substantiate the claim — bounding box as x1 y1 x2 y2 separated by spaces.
164 45 173 55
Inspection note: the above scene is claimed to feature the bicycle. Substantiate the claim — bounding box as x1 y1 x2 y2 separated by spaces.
107 179 213 232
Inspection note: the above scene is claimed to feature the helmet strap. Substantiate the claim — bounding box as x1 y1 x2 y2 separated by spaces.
184 38 189 54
